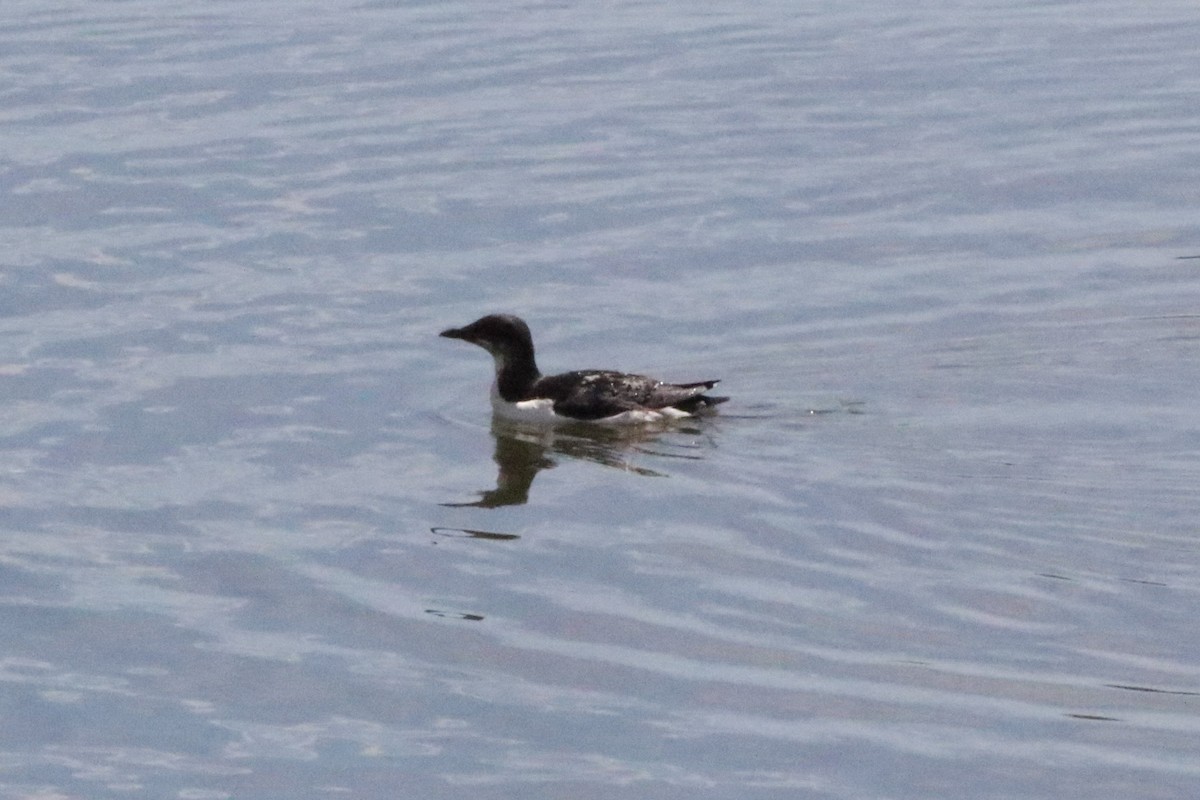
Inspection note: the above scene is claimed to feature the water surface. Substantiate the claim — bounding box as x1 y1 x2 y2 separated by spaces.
2 1 1199 798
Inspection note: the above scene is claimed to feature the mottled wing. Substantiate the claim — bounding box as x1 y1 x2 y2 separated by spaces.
533 371 646 420
535 371 720 420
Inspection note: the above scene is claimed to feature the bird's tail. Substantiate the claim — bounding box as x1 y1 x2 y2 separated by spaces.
674 394 729 414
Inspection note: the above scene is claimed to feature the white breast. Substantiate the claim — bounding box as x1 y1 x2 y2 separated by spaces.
489 382 560 423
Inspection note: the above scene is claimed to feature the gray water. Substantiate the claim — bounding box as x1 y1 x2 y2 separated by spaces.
3 1 1200 798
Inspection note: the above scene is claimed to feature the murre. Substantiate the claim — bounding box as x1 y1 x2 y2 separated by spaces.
440 314 728 424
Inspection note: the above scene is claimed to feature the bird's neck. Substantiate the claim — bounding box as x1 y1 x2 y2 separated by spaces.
492 349 541 402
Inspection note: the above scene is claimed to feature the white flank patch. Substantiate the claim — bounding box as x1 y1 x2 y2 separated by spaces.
492 396 561 423
596 409 663 424
596 406 692 424
488 381 698 425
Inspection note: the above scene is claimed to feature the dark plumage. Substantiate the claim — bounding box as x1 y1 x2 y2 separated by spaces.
439 314 728 422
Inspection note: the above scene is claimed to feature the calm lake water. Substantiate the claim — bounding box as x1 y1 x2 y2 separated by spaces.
3 1 1199 798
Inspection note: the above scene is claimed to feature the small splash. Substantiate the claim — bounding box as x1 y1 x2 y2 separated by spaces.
430 526 520 541
1066 713 1120 722
1106 684 1200 697
1119 577 1168 587
425 609 484 621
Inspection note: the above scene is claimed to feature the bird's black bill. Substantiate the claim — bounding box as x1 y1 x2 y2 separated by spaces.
440 327 467 339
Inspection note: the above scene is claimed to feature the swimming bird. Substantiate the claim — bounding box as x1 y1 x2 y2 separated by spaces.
440 314 728 423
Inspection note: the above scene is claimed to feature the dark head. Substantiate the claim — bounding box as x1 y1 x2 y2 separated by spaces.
439 314 539 377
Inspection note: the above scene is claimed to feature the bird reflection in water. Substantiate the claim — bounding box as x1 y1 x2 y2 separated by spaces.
442 418 708 508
